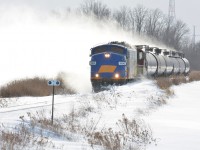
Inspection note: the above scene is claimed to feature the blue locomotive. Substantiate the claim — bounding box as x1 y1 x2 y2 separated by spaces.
90 41 190 91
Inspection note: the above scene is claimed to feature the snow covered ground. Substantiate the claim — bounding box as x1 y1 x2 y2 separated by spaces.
0 79 163 149
146 81 200 150
1 80 200 149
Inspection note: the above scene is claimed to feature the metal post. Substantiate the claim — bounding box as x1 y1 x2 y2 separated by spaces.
169 0 176 20
51 85 55 124
48 80 60 125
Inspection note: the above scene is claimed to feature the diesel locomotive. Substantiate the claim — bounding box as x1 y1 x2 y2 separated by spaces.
89 41 190 91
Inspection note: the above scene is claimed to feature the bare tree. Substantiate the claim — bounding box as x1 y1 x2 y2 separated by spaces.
161 16 175 47
161 16 189 50
173 20 189 49
134 5 148 34
144 9 163 39
128 8 135 33
195 42 200 52
113 6 130 30
78 0 111 20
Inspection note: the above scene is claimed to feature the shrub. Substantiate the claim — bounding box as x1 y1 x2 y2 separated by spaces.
87 114 155 150
155 77 172 90
27 110 71 139
0 98 9 108
0 121 52 150
27 109 84 141
155 75 187 90
0 77 75 98
189 71 200 82
155 71 200 92
170 75 187 85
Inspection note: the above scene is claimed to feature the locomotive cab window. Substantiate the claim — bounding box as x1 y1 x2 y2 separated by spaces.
110 46 124 54
92 46 107 55
91 45 125 55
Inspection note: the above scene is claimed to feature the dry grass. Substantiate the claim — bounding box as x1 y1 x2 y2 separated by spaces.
189 71 200 82
156 71 200 92
23 108 155 150
27 110 62 133
27 109 87 140
88 114 155 150
0 109 82 149
156 75 187 90
0 104 92 149
155 77 172 90
0 98 9 108
0 76 75 98
0 121 53 150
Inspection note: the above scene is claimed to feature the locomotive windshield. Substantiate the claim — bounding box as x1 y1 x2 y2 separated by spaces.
92 45 125 55
92 46 107 55
110 46 124 54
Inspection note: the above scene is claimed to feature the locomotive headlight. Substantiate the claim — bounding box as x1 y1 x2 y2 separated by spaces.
95 73 99 78
114 73 120 79
104 53 110 58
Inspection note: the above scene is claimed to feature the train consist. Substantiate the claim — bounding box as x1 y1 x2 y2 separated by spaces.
90 41 190 91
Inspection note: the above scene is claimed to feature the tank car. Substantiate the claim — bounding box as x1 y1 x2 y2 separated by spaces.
90 41 190 91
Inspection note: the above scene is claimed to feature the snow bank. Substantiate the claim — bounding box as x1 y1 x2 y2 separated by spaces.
146 81 200 150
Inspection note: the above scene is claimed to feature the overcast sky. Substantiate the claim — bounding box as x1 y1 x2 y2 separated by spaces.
0 0 199 39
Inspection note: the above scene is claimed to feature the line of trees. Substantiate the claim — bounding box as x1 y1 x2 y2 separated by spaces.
65 0 200 70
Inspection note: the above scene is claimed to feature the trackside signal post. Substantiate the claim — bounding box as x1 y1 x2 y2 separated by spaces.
48 80 60 124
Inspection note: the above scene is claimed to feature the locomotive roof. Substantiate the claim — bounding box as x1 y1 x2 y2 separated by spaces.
91 41 135 51
108 41 133 48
